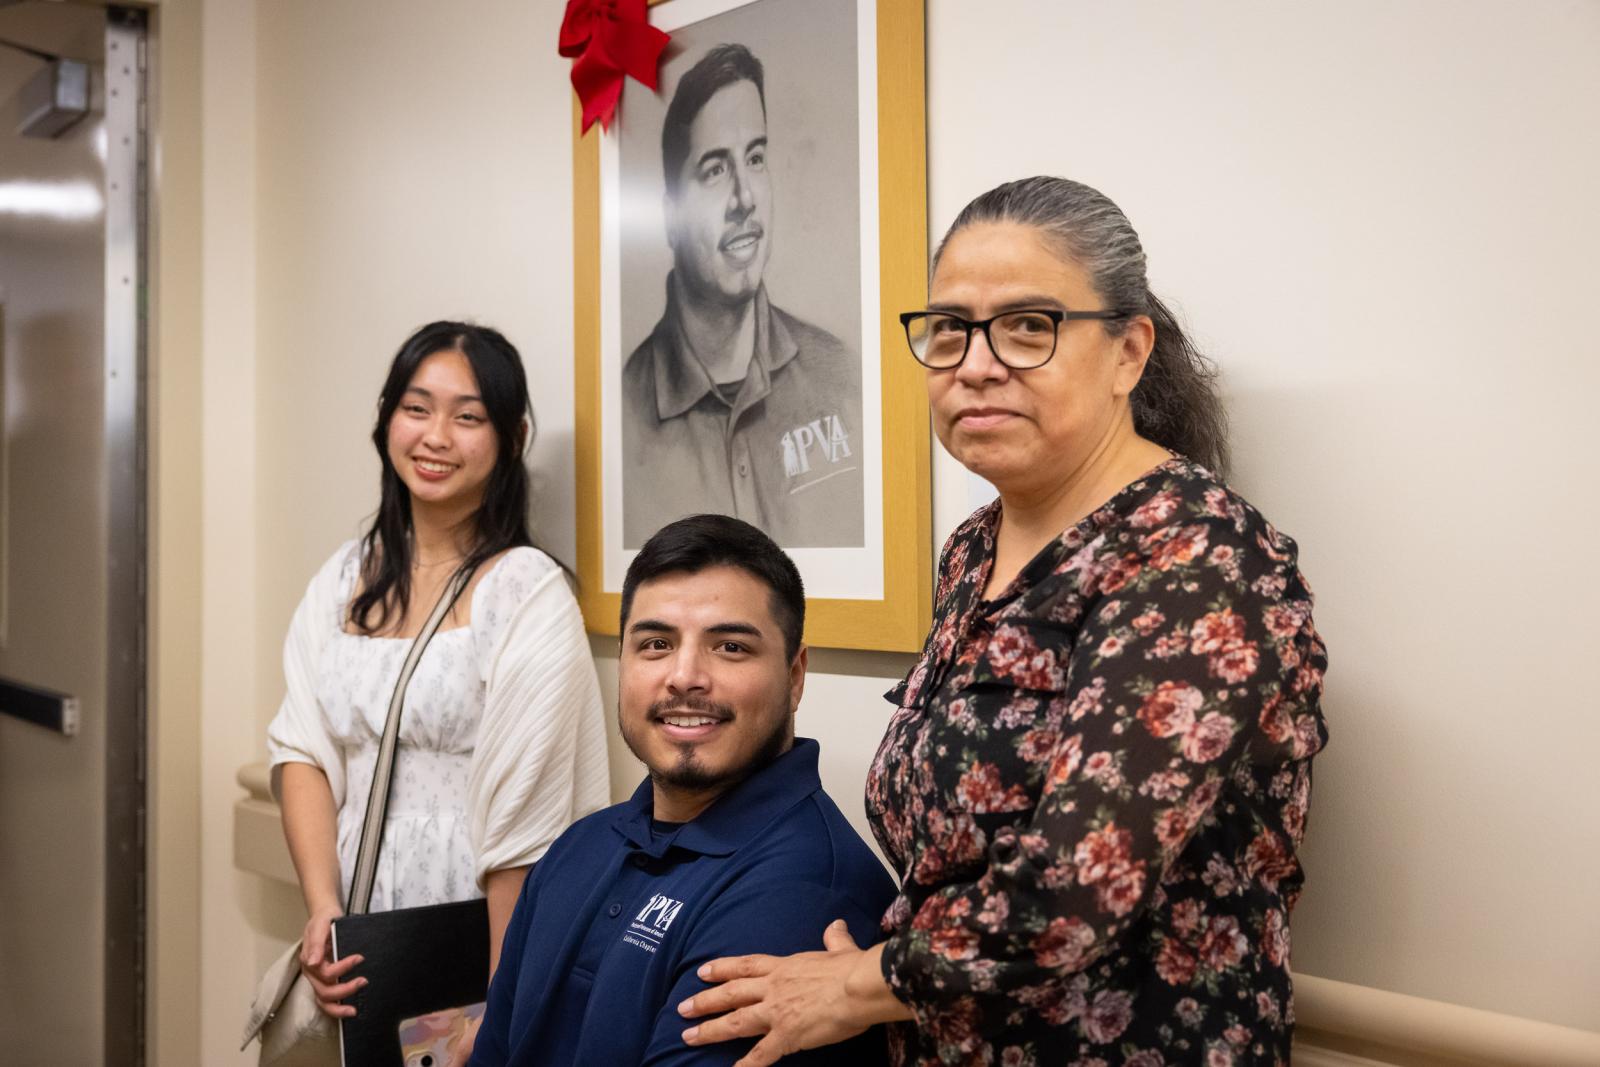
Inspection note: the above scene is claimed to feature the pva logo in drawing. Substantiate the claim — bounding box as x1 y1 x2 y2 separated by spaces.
781 414 852 478
635 894 684 933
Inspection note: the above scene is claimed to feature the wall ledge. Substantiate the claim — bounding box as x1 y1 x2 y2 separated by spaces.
234 762 295 885
1291 972 1600 1067
233 762 1600 1065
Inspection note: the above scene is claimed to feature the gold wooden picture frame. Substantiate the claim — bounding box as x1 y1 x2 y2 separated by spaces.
573 0 930 652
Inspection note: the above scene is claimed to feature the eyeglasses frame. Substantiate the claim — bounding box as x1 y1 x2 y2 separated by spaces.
898 307 1134 370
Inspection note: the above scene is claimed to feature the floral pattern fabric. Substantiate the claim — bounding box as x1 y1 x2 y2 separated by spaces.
867 458 1328 1066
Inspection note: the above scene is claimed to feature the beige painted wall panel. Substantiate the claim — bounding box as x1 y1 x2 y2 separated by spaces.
149 0 206 1058
197 0 270 1060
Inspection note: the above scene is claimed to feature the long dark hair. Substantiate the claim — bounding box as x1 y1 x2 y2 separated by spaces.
349 321 536 634
934 176 1231 474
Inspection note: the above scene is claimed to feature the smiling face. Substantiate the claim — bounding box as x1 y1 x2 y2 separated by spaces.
618 564 804 820
384 349 498 515
925 221 1154 497
665 79 773 308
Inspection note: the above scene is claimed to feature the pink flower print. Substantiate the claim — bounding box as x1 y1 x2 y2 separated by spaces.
1190 609 1247 655
1209 642 1260 684
1032 915 1097 971
1081 989 1135 1043
1182 713 1238 763
1138 681 1204 738
1129 490 1182 528
1198 915 1249 972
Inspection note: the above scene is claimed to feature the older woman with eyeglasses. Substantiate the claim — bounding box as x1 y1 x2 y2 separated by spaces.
677 177 1329 1065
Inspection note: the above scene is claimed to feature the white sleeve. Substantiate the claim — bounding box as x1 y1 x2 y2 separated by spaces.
265 541 356 809
467 549 611 885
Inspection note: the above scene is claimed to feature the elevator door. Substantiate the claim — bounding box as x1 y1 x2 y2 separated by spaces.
0 4 145 1064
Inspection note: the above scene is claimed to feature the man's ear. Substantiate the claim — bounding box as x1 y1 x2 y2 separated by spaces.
788 644 808 714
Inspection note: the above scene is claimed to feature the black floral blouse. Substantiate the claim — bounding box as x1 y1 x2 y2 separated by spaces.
867 458 1328 1066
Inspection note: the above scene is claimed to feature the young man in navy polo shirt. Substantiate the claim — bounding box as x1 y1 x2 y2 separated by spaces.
469 515 895 1066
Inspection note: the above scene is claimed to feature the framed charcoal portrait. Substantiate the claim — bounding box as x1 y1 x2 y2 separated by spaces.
574 0 930 651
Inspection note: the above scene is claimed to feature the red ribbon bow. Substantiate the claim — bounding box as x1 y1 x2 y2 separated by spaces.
559 0 671 134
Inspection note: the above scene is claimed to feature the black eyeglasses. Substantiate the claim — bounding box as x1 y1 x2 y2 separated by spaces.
899 308 1132 370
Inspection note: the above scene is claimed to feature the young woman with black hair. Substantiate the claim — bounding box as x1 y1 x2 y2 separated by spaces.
266 322 609 1058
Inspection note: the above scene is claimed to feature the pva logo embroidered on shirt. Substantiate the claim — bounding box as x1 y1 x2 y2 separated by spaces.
636 894 683 932
622 894 684 955
781 414 852 479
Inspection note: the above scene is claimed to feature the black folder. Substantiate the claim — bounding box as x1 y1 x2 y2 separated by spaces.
331 898 489 1066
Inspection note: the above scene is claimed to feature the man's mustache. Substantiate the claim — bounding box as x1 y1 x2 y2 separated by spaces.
647 696 735 722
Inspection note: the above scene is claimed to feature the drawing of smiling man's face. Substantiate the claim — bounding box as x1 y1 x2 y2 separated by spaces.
664 76 773 308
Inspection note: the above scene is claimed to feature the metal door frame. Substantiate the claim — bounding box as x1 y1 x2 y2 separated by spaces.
103 7 147 1064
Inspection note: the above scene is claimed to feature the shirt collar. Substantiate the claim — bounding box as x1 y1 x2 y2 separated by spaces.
612 738 823 858
648 274 800 421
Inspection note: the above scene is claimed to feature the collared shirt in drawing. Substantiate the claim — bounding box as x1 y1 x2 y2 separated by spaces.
467 740 897 1067
623 278 864 548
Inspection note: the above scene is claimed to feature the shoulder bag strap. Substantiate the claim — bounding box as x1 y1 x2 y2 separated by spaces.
346 564 476 915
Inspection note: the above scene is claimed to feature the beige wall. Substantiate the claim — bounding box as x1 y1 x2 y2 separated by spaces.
161 0 1599 1061
149 0 204 1061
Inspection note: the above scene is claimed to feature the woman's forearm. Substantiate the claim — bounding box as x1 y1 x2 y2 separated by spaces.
846 943 917 1026
483 865 529 977
278 762 344 916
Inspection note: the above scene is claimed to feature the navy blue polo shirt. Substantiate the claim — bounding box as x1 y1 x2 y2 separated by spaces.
470 739 898 1067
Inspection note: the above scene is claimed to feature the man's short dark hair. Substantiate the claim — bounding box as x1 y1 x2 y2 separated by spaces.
661 43 766 196
621 514 804 660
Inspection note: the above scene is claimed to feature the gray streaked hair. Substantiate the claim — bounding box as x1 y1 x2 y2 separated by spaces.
934 176 1230 475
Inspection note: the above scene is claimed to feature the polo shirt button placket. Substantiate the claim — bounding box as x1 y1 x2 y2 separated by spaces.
730 438 760 519
607 902 622 918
